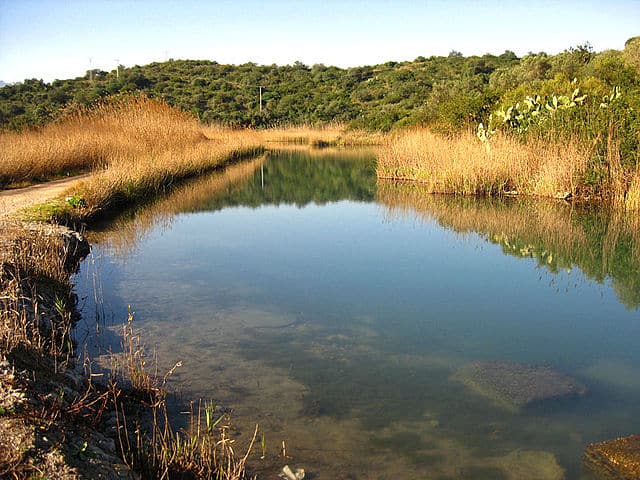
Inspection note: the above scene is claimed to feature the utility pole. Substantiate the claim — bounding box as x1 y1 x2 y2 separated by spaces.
115 59 120 79
259 85 264 113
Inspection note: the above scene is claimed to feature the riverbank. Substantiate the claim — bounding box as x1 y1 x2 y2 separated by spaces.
0 97 273 477
0 220 127 478
0 219 260 479
377 128 640 209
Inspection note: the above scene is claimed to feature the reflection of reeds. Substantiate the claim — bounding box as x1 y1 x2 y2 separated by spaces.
89 157 266 255
90 147 377 254
377 128 588 198
378 181 640 308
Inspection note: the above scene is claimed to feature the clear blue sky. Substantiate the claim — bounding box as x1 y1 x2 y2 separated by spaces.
1 0 638 83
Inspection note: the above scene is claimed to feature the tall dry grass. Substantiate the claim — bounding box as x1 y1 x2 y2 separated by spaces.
0 222 75 359
0 97 263 220
625 168 640 210
250 124 386 147
0 96 206 187
377 128 589 198
253 124 344 146
71 134 262 218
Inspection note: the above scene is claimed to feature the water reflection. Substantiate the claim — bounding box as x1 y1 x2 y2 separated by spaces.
378 181 640 309
75 150 640 480
89 148 376 253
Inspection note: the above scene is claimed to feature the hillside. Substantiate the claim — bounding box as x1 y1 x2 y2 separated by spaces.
1 38 638 132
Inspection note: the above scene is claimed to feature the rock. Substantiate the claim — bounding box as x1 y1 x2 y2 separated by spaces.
280 465 305 480
455 360 586 411
554 191 573 200
492 449 565 480
584 434 640 480
62 229 90 264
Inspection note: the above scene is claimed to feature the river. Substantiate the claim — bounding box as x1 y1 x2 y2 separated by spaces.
74 148 640 480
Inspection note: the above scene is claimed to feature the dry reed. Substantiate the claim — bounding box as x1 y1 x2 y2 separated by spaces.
114 313 258 479
377 128 589 198
624 168 640 210
249 124 385 147
0 222 74 358
0 98 265 220
0 96 206 187
70 136 262 218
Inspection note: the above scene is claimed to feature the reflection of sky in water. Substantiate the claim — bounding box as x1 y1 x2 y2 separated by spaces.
74 151 640 480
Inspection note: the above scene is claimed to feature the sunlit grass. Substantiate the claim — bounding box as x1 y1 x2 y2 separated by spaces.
0 96 263 220
377 128 589 198
249 124 386 147
0 96 206 188
625 168 640 210
70 136 262 219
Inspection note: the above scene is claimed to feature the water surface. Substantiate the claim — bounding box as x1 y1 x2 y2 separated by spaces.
74 149 640 480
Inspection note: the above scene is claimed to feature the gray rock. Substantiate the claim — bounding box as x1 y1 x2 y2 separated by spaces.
455 360 587 411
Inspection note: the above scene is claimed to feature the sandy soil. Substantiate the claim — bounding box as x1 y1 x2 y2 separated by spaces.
0 174 90 219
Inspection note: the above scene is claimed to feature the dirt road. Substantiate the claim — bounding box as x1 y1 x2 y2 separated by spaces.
0 174 90 220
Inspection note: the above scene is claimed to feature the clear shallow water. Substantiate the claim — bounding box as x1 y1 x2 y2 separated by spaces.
74 149 640 480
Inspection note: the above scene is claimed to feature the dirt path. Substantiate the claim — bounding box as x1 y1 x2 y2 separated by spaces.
0 174 91 220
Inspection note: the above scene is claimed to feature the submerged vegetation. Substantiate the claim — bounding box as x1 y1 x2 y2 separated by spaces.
0 222 260 479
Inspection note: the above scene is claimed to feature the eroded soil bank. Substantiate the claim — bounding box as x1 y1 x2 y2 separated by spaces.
0 220 137 479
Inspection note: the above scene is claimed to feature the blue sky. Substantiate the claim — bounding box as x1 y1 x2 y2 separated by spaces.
0 0 638 83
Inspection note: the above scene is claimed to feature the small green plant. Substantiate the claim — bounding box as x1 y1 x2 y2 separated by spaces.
65 194 86 208
53 297 66 316
204 399 224 433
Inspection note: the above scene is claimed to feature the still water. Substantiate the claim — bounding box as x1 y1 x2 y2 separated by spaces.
74 149 640 480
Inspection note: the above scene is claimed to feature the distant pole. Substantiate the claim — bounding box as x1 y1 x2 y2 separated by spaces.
89 57 93 81
115 59 120 79
259 86 263 113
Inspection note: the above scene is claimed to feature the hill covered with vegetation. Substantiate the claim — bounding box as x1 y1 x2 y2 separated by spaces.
2 38 638 133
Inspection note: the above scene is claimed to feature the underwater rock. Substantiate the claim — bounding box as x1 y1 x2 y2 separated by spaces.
279 465 305 480
584 434 640 480
492 449 565 480
455 360 586 411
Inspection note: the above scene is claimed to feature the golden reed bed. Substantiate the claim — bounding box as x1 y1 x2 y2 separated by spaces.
377 128 640 209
